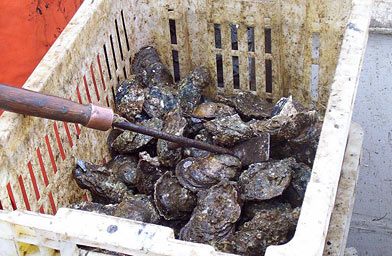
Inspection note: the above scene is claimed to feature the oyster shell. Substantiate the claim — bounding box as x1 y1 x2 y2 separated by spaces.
270 120 321 167
107 129 123 157
114 77 145 121
251 110 318 141
143 85 180 119
111 118 163 154
283 162 312 207
217 91 273 120
239 158 295 201
131 46 174 88
136 151 166 195
232 204 300 255
184 117 204 137
70 201 116 215
176 154 241 192
179 180 241 244
192 102 236 120
183 129 213 158
154 171 197 220
157 109 187 167
270 95 304 118
72 160 133 204
177 67 211 115
105 155 139 187
160 220 188 239
70 195 160 224
114 194 161 224
204 114 253 147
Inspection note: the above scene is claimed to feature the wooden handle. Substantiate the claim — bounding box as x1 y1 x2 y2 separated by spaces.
0 84 113 131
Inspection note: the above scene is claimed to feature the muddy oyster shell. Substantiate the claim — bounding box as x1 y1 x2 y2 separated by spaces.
183 129 213 158
70 201 117 215
251 110 318 141
143 85 180 119
136 151 166 195
105 155 139 187
282 162 312 207
114 194 161 224
176 154 241 192
131 46 174 88
273 121 322 167
72 160 133 204
192 102 236 120
107 129 123 157
111 118 163 154
232 204 300 255
177 67 211 115
70 195 160 224
157 109 187 167
239 158 295 201
270 95 304 118
154 171 197 220
204 114 253 147
217 91 273 120
115 77 145 121
179 180 241 244
184 117 204 137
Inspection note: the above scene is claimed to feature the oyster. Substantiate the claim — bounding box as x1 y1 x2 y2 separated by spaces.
273 121 322 167
192 102 236 120
283 162 312 207
111 118 163 154
105 155 139 187
217 91 273 120
154 171 197 220
251 110 319 141
160 220 188 239
183 129 213 158
131 46 174 88
204 114 253 147
70 201 116 215
136 151 166 195
114 194 161 224
114 77 145 121
157 109 187 167
184 117 204 137
176 154 241 192
177 67 211 115
72 160 133 204
107 129 123 157
232 204 300 255
239 158 295 201
143 85 180 119
70 195 160 224
270 95 304 118
179 181 241 244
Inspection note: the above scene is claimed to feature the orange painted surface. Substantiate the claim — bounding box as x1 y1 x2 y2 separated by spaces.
0 0 83 87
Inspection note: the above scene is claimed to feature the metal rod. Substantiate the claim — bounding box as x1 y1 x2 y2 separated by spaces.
113 119 234 156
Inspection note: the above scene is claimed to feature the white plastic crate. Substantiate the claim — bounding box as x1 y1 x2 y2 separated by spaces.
0 0 372 255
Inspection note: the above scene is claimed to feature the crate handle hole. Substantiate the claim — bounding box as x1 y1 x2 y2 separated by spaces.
172 50 180 82
248 27 255 52
266 59 272 93
230 23 238 50
214 24 222 49
216 54 224 88
121 10 130 51
265 28 272 54
249 57 256 91
115 19 124 61
232 56 240 89
169 19 177 45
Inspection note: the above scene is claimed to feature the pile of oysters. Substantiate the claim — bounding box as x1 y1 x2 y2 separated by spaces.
70 46 322 255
